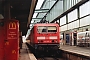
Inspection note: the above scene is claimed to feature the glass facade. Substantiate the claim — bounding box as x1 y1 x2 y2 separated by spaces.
36 0 90 46
68 9 77 22
35 0 90 32
80 1 90 18
46 0 63 22
68 20 79 30
63 0 81 12
60 0 90 32
42 0 56 9
80 16 90 27
61 25 67 31
60 15 66 26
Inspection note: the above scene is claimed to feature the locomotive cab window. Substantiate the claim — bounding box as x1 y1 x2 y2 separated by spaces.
37 26 47 33
37 26 57 33
47 26 57 32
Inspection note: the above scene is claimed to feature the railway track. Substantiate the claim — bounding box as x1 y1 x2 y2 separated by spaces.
26 43 64 60
26 43 90 60
37 57 63 60
34 50 63 60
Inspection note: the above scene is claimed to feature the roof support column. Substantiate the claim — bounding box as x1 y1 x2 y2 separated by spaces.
3 1 11 19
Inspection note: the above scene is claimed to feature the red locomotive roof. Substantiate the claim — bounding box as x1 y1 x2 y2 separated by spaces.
34 23 59 27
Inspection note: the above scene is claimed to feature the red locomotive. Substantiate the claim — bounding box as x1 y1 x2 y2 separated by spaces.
29 23 60 53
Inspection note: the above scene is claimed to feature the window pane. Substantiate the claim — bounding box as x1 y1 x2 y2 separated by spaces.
68 20 79 30
61 25 67 31
83 26 89 31
47 26 57 32
68 23 73 30
38 26 47 33
72 20 79 28
80 16 90 27
60 16 66 26
68 9 77 22
78 27 83 32
87 26 90 31
80 1 90 17
37 26 57 33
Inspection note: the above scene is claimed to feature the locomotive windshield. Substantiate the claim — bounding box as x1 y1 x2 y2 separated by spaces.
37 26 57 33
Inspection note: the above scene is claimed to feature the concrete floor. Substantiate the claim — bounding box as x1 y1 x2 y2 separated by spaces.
60 44 90 57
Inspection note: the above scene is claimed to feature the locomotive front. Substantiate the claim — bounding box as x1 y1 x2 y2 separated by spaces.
34 23 60 52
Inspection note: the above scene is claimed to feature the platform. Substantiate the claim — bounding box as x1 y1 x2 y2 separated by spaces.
60 45 90 57
19 43 37 60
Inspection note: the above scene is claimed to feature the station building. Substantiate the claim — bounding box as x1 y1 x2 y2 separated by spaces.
30 0 90 47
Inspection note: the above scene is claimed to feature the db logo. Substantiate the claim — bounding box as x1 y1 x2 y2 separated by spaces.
9 22 16 29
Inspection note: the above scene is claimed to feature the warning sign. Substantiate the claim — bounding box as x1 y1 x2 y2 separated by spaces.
7 22 17 39
7 32 17 39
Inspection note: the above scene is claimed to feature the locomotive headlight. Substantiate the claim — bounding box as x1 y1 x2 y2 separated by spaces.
49 36 57 39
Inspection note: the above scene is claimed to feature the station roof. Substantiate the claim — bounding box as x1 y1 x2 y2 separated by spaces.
1 0 89 36
1 0 38 35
